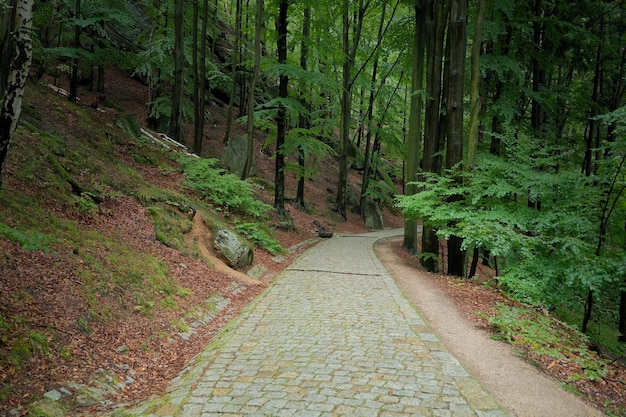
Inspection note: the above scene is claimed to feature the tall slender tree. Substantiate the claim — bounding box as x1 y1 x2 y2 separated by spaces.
361 2 386 216
242 0 263 180
68 0 81 102
403 2 425 254
465 0 485 172
294 4 311 210
192 0 203 154
274 0 289 216
0 0 34 186
420 0 446 272
169 0 185 143
224 0 242 143
445 0 467 277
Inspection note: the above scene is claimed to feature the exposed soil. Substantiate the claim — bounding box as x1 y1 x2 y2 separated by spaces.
0 67 624 416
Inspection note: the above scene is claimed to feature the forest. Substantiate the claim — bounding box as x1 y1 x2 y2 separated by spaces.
1 0 626 414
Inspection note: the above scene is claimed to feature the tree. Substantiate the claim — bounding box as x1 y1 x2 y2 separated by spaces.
169 0 185 143
223 0 242 143
465 0 484 172
465 0 485 279
274 0 288 216
445 0 467 277
68 0 81 102
335 0 367 219
403 2 425 254
192 0 207 155
420 0 446 272
241 0 263 180
0 0 35 187
294 4 311 210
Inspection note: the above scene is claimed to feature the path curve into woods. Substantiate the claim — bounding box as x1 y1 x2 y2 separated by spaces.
116 229 603 417
376 233 605 417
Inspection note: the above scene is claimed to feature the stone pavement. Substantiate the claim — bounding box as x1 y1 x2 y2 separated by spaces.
119 229 512 417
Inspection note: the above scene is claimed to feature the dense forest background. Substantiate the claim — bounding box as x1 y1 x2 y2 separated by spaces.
1 0 626 415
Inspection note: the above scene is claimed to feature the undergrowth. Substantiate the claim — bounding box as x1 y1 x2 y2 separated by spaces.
0 222 56 253
0 313 51 370
178 156 272 219
234 220 285 255
483 304 612 383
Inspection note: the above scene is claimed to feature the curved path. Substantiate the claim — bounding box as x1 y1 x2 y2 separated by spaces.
122 229 512 416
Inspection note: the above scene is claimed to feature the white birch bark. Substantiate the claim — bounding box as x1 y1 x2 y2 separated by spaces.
0 0 34 184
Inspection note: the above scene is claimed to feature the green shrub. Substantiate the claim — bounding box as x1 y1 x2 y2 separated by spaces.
178 156 272 219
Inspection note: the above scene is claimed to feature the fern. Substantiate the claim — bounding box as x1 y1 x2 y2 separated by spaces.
178 156 272 219
0 223 55 253
234 221 285 255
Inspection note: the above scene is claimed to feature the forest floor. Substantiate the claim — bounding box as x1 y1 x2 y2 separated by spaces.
0 67 624 416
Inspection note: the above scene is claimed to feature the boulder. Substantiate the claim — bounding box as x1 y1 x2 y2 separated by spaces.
346 185 360 209
213 226 254 269
221 135 257 177
115 115 142 139
363 198 384 230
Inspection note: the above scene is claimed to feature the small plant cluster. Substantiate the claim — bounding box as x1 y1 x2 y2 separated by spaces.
484 304 611 383
0 223 55 253
178 156 272 219
0 313 50 375
234 220 285 255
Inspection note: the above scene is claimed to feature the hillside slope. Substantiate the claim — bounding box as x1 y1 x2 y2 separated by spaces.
0 69 401 416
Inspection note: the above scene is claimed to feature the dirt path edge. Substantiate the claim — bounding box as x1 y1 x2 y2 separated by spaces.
374 237 605 417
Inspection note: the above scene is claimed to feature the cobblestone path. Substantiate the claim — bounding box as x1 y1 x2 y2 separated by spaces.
122 230 511 417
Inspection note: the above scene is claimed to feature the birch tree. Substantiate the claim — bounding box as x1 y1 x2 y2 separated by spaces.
0 0 34 187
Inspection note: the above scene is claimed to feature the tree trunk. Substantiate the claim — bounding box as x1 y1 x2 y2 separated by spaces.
68 0 81 103
0 0 34 186
403 3 425 254
335 0 352 220
583 14 604 177
619 290 626 343
465 0 485 172
242 0 263 180
192 0 202 154
420 0 446 272
446 0 467 277
295 5 311 210
169 0 185 143
361 2 388 218
274 0 288 216
224 0 242 143
335 0 368 219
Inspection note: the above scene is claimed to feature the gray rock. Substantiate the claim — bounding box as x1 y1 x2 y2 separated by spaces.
44 389 62 401
221 135 257 177
213 227 254 269
363 198 384 230
346 185 360 208
115 115 142 139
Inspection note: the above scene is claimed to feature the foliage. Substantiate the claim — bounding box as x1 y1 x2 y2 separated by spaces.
234 220 285 255
34 0 137 76
178 156 272 219
397 149 625 334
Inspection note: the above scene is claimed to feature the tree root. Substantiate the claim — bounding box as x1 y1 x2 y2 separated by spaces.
47 153 102 204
